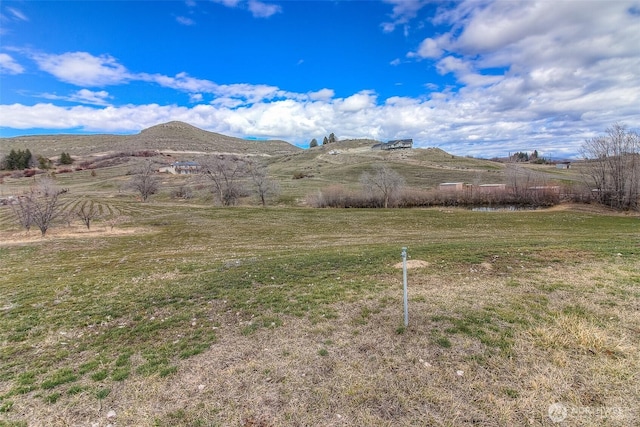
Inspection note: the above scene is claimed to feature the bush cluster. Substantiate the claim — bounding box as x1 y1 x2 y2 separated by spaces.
307 185 563 208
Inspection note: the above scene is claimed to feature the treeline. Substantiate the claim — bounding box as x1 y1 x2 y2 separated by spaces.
3 149 34 170
509 150 549 163
1 149 160 175
309 133 338 148
1 149 74 170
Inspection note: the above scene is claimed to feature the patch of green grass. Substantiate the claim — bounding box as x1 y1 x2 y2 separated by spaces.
160 366 178 377
0 421 28 427
16 371 36 387
433 335 452 348
0 400 14 413
110 367 130 382
67 385 86 395
7 370 38 395
90 370 108 381
562 304 591 318
45 392 61 404
318 348 329 357
504 388 519 399
41 368 78 390
115 350 133 367
136 353 171 377
241 322 260 336
506 279 520 288
78 360 100 375
95 388 110 400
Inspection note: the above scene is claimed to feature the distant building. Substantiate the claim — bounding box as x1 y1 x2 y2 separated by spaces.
556 162 571 169
372 139 413 150
438 182 467 191
477 184 506 193
160 161 201 175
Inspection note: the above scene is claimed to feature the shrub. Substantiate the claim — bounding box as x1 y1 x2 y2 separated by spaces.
172 185 193 199
293 171 313 180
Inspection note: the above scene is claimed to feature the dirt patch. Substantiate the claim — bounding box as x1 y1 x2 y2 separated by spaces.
393 259 429 269
0 226 146 246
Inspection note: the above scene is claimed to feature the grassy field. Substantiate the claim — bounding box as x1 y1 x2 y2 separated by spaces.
0 203 638 426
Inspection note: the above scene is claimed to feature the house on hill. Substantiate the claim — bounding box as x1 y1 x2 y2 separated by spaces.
372 139 413 150
159 161 201 175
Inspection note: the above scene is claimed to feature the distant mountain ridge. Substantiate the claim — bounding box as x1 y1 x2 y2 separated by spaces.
0 121 303 158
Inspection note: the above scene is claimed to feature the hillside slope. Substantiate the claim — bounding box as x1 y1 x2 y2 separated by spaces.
0 121 302 158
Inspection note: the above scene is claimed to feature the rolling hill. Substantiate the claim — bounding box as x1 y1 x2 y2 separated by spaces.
0 121 302 158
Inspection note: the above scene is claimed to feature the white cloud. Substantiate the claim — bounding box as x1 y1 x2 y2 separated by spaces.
211 0 282 18
1 80 637 157
211 0 242 7
247 0 282 18
7 7 29 22
41 89 112 106
410 37 444 59
0 53 24 74
399 0 640 155
308 88 334 101
29 52 288 105
142 71 218 93
381 0 427 33
189 93 203 103
336 91 377 112
69 89 112 105
176 16 196 26
33 52 131 86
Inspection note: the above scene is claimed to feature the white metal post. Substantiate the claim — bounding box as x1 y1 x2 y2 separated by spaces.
402 247 408 327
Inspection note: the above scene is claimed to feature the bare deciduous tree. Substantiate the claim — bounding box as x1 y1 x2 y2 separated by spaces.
106 213 127 231
360 164 405 208
505 162 549 203
581 123 640 210
11 197 33 232
202 155 247 206
12 178 64 236
246 158 279 207
129 161 159 202
75 200 100 230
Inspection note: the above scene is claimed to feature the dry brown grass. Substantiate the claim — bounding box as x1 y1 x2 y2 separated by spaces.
6 260 637 427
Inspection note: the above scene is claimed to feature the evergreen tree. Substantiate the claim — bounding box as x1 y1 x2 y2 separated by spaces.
310 138 318 148
329 132 337 143
60 152 73 165
22 149 33 168
5 149 19 170
3 148 33 170
322 136 329 145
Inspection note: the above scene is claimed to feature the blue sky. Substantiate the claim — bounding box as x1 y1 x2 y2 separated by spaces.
1 0 639 158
